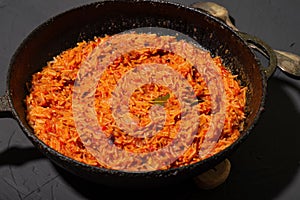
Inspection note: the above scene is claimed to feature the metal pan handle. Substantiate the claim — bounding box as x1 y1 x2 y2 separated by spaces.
237 32 277 79
0 91 13 118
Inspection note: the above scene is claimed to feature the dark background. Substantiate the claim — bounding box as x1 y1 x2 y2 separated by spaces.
0 0 300 199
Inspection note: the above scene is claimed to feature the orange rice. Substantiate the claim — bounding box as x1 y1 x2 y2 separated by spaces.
25 34 247 170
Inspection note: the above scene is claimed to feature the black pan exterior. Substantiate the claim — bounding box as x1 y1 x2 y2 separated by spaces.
6 0 267 187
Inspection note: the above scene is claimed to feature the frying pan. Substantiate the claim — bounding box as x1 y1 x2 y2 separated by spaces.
0 0 277 187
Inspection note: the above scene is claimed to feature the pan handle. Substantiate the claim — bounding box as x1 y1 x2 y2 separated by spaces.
0 91 13 117
237 32 277 79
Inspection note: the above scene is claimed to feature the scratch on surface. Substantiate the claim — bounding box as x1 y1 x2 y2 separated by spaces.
32 166 38 175
6 130 23 200
7 130 16 149
290 42 296 47
50 184 55 200
22 175 59 200
2 178 24 200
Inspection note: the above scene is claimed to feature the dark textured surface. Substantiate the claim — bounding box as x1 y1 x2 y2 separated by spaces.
0 0 300 199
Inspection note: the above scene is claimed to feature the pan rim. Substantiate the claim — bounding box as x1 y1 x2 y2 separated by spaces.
6 0 268 179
